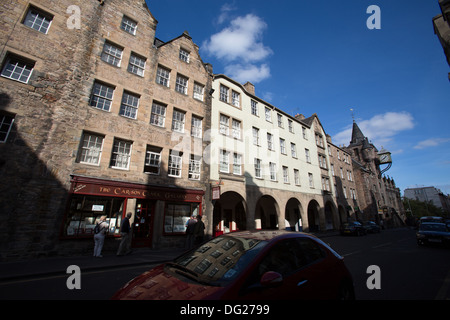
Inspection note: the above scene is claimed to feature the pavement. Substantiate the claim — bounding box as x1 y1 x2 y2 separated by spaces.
0 231 340 283
0 247 187 283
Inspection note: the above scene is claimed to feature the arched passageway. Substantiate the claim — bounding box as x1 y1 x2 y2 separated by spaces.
255 195 279 230
285 198 302 231
213 191 246 236
307 200 320 232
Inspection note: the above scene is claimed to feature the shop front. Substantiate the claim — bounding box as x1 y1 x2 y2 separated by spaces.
62 175 204 249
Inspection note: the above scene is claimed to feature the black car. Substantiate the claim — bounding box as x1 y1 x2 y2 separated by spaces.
340 221 366 236
416 222 450 247
362 221 381 233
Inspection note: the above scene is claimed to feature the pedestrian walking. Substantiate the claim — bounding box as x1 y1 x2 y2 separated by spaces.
117 212 132 256
193 215 205 245
185 215 197 249
93 215 109 258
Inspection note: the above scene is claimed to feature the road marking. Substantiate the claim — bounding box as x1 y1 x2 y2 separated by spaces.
342 250 361 257
435 269 450 300
372 242 392 249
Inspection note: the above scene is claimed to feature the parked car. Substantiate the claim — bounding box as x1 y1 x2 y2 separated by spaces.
416 222 450 247
362 221 381 233
340 221 366 236
112 230 355 300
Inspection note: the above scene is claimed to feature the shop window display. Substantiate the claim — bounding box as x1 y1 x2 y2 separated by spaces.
64 195 124 237
164 203 199 234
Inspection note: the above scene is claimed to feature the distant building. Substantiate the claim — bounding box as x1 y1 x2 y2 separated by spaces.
404 186 450 214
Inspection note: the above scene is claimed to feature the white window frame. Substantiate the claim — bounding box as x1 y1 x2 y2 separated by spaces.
308 173 314 188
283 166 289 183
191 116 202 138
193 82 204 101
269 162 277 181
90 81 114 112
121 15 137 35
294 169 300 186
150 102 166 127
24 6 53 34
101 41 123 67
232 91 240 108
175 74 188 95
232 119 241 139
0 113 14 143
254 158 262 178
233 153 242 175
305 148 311 163
189 155 201 180
265 107 272 122
252 127 260 146
267 133 274 151
78 132 104 165
168 152 183 178
288 119 294 133
291 142 297 158
220 85 229 103
280 138 286 154
110 139 132 170
219 114 229 135
302 127 308 140
144 149 161 175
1 54 34 84
179 48 190 63
219 150 230 173
277 114 283 128
128 53 146 77
119 91 139 119
251 100 259 116
156 65 170 87
172 109 185 133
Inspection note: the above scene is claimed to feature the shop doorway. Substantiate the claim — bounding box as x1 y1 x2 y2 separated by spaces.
132 200 155 247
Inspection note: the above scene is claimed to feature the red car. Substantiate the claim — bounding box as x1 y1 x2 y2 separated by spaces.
112 230 355 300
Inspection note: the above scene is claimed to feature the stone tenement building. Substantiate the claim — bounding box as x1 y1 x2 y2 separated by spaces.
0 0 212 260
433 0 450 80
0 0 404 261
343 122 405 227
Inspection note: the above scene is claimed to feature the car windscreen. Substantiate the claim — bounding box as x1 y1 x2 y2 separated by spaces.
167 235 268 287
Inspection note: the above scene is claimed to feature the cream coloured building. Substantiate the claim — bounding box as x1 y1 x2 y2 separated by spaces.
208 75 341 236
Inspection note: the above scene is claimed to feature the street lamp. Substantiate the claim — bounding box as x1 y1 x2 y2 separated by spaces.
378 147 392 178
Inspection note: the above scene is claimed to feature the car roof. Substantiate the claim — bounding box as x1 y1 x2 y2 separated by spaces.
222 230 315 242
420 222 446 226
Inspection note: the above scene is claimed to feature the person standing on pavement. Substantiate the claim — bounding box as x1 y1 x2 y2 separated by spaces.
193 215 205 245
185 215 197 249
93 215 109 258
117 212 132 256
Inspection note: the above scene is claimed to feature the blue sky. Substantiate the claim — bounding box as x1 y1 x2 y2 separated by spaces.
146 0 450 195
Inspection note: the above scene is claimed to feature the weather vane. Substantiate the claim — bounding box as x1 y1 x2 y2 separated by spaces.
350 108 355 122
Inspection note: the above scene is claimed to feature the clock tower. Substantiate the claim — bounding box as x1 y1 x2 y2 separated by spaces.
344 120 404 226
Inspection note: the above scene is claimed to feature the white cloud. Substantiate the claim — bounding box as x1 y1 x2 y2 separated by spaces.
203 14 272 62
413 138 450 149
224 63 271 84
333 111 415 147
217 3 236 25
202 13 273 84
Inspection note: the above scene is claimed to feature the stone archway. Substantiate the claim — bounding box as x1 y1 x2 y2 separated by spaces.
213 191 247 236
285 198 303 231
255 195 280 230
307 200 321 232
324 200 336 230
